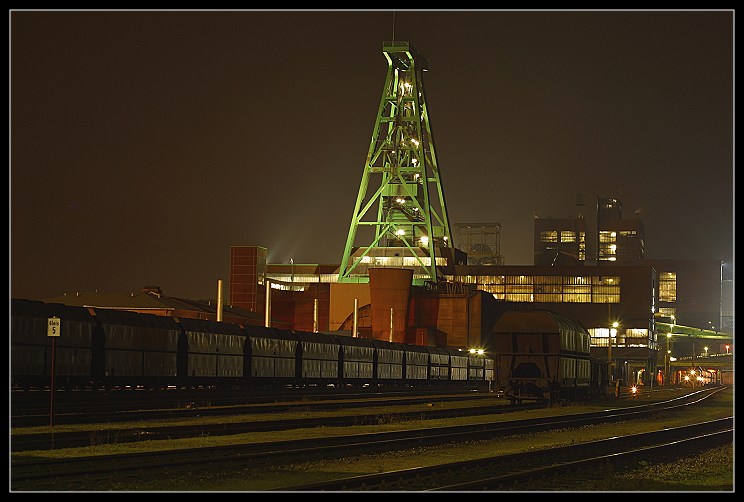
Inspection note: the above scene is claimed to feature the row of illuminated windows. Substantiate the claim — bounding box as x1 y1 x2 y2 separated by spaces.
267 272 435 286
599 230 617 243
540 230 585 243
479 291 620 303
454 275 620 286
267 274 340 284
359 256 447 267
588 327 652 347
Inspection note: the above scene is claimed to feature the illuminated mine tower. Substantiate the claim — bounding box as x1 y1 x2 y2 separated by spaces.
339 41 452 285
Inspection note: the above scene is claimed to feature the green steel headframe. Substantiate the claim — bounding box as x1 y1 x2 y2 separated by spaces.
338 41 452 284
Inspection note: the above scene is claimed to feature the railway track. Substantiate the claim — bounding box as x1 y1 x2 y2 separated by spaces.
10 386 490 421
11 398 544 452
282 419 732 491
10 387 726 491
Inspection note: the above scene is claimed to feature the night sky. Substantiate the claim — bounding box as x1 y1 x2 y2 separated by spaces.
10 9 734 302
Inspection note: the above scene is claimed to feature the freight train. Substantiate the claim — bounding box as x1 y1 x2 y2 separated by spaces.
490 310 607 403
10 298 495 391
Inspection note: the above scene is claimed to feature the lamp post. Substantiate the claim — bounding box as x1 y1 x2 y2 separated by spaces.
609 321 618 383
665 333 672 386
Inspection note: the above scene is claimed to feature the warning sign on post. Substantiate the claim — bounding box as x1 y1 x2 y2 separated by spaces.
47 317 61 337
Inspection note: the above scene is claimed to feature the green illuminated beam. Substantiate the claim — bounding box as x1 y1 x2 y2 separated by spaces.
657 322 733 340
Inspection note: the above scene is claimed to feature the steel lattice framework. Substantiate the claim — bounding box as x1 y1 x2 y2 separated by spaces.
338 41 452 284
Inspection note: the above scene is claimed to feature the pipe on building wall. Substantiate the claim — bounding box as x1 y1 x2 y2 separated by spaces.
353 298 358 338
217 279 224 322
314 298 318 333
265 280 271 328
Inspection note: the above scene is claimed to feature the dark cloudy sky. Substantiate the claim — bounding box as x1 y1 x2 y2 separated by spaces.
10 9 734 301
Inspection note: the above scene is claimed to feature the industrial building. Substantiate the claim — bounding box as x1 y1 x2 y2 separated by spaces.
533 194 645 266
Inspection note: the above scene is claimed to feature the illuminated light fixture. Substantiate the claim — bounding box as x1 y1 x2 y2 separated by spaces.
477 349 485 355
610 232 617 237
411 138 420 147
469 348 476 354
413 160 419 166
396 197 405 204
420 235 429 246
610 244 617 251
396 229 405 236
608 257 617 261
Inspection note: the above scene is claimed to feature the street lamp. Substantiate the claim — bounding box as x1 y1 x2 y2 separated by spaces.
690 369 696 389
664 333 672 385
725 344 730 355
704 346 709 357
609 321 618 383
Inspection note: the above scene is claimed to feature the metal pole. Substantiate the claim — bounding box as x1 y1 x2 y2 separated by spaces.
313 298 318 333
607 302 612 384
49 337 56 427
265 280 271 328
353 298 358 337
216 279 223 322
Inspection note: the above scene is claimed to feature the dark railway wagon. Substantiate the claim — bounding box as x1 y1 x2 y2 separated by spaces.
484 356 496 383
370 339 405 383
12 298 501 392
177 317 245 386
425 346 452 381
11 299 97 389
404 344 430 382
243 326 297 384
447 348 469 382
93 308 182 387
294 331 341 384
467 353 486 381
336 335 375 384
492 310 593 403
